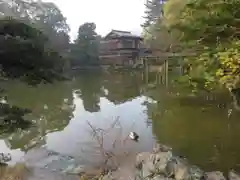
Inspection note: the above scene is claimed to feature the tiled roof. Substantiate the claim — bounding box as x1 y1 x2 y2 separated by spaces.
111 30 132 36
105 30 142 38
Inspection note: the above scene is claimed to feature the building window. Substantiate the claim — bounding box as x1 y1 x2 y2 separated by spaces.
121 40 133 48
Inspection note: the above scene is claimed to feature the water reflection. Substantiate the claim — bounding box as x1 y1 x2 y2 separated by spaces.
102 72 143 104
1 82 75 154
149 88 240 173
1 71 240 173
0 71 155 166
73 72 102 113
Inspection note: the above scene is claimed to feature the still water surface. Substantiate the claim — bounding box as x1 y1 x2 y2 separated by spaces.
1 71 240 173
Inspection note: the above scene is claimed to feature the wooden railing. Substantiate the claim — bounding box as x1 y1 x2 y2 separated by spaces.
140 52 196 58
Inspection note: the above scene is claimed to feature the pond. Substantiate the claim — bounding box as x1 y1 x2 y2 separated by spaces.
1 70 240 174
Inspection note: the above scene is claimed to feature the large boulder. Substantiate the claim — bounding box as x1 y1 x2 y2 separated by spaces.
153 144 172 153
167 158 190 180
229 170 240 180
204 171 226 180
136 152 152 170
135 144 206 180
136 145 173 179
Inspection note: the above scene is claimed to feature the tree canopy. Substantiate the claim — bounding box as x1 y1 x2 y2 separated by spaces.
71 22 101 67
1 0 102 69
143 0 240 92
0 0 70 54
0 18 65 84
0 1 71 140
0 1 104 138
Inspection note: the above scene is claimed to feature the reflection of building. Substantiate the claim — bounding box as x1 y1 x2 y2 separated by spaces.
81 94 100 112
99 30 144 66
102 72 142 104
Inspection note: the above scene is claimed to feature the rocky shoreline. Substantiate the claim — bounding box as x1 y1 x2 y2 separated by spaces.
98 144 240 180
1 144 240 180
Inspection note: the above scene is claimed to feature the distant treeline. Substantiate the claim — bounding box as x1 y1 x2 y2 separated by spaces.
0 0 102 84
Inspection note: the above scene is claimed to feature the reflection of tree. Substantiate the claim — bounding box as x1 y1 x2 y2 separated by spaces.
102 71 143 104
74 72 102 112
73 71 146 111
4 127 45 151
0 103 32 134
1 71 149 151
2 81 75 151
149 88 240 172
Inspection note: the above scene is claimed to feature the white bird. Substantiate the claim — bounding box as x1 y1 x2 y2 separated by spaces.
129 132 139 141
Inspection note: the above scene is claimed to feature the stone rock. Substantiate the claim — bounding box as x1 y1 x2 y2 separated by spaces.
229 170 240 180
142 160 155 178
85 168 105 177
174 161 190 180
136 152 152 169
154 151 173 174
100 172 115 180
189 165 204 180
165 159 177 177
133 147 240 180
141 153 158 178
153 144 172 153
165 157 190 180
152 175 174 180
63 165 84 174
139 151 173 179
135 169 143 180
204 171 226 180
62 165 75 173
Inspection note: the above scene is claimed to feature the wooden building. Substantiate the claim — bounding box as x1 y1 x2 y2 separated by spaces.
99 30 144 66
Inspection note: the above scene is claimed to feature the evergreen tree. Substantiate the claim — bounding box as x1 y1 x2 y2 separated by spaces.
71 22 100 67
142 0 166 28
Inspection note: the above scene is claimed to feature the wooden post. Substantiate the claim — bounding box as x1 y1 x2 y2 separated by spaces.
156 71 159 85
165 60 168 87
161 64 164 84
145 57 149 84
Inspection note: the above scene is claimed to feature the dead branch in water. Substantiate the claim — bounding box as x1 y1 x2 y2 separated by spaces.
86 116 135 171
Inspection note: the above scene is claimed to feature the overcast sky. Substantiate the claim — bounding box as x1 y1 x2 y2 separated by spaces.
43 0 146 39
